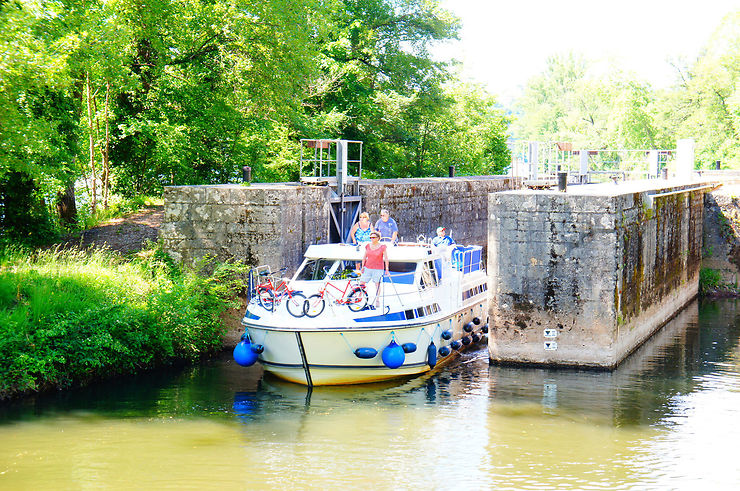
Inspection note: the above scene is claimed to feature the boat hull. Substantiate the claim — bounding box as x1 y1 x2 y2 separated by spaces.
244 302 488 386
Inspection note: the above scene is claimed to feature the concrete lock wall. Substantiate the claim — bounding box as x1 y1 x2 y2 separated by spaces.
488 182 711 369
360 176 520 245
161 176 521 271
161 184 333 269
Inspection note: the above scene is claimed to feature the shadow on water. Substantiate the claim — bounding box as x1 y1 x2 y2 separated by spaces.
3 298 740 430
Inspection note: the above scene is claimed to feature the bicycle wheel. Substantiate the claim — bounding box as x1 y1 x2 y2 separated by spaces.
257 287 274 311
304 294 325 318
347 287 367 312
285 292 307 318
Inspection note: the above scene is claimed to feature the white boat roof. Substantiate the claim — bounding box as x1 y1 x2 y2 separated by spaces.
304 242 440 262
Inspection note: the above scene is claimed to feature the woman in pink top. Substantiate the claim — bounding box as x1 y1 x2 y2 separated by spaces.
359 231 389 308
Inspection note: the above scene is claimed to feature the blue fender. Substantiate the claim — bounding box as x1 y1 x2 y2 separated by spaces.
402 342 417 353
382 340 405 369
427 342 437 368
354 347 378 359
233 341 259 367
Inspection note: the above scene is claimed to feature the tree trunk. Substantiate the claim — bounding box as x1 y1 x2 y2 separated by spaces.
56 181 78 225
416 120 430 177
103 80 110 209
86 72 98 214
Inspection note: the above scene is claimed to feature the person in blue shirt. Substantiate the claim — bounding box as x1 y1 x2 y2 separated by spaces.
432 226 455 247
374 209 398 243
349 212 374 244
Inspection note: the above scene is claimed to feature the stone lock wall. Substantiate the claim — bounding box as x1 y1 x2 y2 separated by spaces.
360 176 520 245
161 176 521 272
702 184 740 293
161 184 333 270
488 182 710 369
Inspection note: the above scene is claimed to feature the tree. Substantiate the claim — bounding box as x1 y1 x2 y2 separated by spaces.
305 0 463 177
512 52 588 142
670 11 740 168
1 0 514 244
513 53 661 151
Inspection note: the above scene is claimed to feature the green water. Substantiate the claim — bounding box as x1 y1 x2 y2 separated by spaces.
2 299 740 489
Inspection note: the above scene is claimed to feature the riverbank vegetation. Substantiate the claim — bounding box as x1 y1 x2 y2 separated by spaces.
0 245 248 400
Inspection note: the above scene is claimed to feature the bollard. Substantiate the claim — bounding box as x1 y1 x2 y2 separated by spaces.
448 165 455 177
242 166 252 183
557 171 567 192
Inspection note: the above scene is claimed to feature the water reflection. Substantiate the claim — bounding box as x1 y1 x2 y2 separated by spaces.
2 299 740 489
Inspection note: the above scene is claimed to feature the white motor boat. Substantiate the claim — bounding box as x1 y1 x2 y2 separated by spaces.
235 240 489 386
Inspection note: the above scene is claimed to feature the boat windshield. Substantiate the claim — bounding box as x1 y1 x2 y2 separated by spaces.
295 258 337 281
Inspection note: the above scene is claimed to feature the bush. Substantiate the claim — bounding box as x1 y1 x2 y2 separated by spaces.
0 171 59 246
0 245 248 399
699 268 724 295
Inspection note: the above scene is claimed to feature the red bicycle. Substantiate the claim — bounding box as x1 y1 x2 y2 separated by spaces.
255 267 307 318
304 272 368 317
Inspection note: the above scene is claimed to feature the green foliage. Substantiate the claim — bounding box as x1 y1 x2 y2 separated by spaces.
1 0 510 244
0 245 249 399
0 171 59 246
513 53 661 149
670 11 740 168
699 268 724 295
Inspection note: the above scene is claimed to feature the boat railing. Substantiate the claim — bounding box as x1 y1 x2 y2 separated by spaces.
247 265 271 301
381 273 420 310
450 246 484 275
248 265 292 302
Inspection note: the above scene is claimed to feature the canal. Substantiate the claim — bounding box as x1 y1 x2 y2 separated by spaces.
2 299 740 489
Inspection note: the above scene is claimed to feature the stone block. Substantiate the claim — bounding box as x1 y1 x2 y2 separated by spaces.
581 196 614 214
593 213 616 230
497 217 516 231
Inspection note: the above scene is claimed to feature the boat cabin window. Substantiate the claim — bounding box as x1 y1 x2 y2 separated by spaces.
420 260 439 289
384 262 417 285
331 261 358 280
389 262 416 273
295 258 337 281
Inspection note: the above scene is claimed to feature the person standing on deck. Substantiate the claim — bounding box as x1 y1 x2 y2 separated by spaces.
374 209 398 243
359 231 389 308
349 212 374 245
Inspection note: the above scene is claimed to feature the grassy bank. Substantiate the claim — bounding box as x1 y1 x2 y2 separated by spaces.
0 245 247 400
